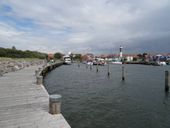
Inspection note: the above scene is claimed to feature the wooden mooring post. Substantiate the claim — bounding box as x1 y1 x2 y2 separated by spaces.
96 62 99 72
86 64 88 69
107 62 110 76
49 94 62 114
90 64 92 70
122 66 125 81
165 71 169 92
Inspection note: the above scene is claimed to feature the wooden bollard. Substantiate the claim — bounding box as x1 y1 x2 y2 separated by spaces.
35 70 39 76
49 94 62 114
122 66 125 81
36 76 43 85
165 71 169 92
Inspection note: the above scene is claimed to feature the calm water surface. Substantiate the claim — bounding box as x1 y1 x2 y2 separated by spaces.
44 64 170 128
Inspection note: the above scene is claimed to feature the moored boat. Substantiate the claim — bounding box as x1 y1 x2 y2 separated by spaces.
63 55 71 65
112 61 122 65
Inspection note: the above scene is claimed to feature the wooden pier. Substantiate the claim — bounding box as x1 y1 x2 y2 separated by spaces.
0 65 71 128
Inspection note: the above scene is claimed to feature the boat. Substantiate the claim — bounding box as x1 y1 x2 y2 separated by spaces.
112 59 122 65
156 61 166 66
112 61 122 65
87 61 93 65
93 60 106 66
63 55 71 65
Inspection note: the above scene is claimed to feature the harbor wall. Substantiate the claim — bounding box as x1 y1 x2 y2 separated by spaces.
40 61 63 77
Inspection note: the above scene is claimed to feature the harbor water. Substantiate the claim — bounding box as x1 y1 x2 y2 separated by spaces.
44 64 170 128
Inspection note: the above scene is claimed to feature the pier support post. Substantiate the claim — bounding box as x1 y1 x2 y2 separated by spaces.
165 71 169 92
49 94 62 114
36 76 43 85
122 66 125 81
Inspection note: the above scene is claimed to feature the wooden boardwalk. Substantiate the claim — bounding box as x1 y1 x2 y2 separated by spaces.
0 66 71 128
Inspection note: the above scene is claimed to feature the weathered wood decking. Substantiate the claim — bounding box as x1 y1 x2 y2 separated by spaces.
0 66 71 128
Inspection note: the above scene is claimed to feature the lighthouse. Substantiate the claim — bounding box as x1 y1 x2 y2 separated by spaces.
119 46 123 58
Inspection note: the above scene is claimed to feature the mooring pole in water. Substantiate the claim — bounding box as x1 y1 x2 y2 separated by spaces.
96 62 99 72
165 71 169 92
49 94 62 114
36 75 43 85
107 62 110 76
78 62 80 68
122 66 125 81
90 64 92 70
86 63 88 69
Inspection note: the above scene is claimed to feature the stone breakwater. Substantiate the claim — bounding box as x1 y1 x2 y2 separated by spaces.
0 58 44 76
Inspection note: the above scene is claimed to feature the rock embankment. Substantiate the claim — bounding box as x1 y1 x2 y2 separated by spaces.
0 58 44 76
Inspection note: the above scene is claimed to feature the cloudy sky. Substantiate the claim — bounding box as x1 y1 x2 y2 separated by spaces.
0 0 170 54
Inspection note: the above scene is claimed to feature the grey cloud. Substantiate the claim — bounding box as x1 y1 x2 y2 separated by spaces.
0 0 170 54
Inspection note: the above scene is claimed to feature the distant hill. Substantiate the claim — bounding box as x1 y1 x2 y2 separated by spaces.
0 47 47 59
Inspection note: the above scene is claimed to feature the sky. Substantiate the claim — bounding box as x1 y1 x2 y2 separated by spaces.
0 0 170 54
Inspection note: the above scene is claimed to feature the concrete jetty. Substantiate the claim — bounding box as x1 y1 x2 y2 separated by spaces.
0 65 71 128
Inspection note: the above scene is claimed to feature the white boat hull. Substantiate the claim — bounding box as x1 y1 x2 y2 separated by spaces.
112 62 122 65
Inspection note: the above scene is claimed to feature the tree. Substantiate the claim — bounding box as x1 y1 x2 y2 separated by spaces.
0 47 46 59
12 46 16 50
74 54 82 61
0 48 6 57
54 52 63 59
